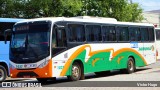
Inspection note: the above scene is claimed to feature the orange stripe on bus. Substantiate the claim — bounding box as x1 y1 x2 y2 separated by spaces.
85 48 114 62
92 58 100 67
112 48 147 65
60 45 91 76
117 56 124 64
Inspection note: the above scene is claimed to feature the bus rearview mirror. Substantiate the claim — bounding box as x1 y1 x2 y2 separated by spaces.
4 29 12 44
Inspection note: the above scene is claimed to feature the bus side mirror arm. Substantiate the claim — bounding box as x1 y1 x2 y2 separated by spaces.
4 29 12 44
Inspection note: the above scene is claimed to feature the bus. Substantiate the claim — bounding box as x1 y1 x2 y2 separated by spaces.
155 28 160 59
7 16 156 82
0 18 25 82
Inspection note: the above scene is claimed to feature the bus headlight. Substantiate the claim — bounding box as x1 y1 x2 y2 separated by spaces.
9 63 16 69
38 60 49 68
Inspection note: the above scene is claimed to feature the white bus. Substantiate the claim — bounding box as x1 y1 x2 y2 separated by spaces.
7 16 157 82
155 28 160 59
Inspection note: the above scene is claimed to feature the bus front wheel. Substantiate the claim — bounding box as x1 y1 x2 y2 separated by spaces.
0 65 7 82
68 62 82 81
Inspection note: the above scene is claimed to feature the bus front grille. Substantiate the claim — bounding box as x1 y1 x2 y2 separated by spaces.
17 71 38 78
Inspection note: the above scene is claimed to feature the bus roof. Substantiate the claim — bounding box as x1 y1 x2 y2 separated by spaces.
16 17 154 27
0 18 25 23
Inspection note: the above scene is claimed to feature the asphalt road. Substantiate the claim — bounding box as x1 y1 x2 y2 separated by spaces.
1 60 160 89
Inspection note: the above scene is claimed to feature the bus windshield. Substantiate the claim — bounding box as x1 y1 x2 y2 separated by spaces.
10 21 51 63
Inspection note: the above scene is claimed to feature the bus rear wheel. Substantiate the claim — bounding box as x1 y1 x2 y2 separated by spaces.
0 65 7 82
68 62 82 81
120 57 136 74
126 57 135 74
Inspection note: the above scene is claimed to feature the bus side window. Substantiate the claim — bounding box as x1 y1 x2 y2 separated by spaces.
117 26 129 41
0 34 4 41
148 27 155 41
136 28 141 41
129 27 140 41
129 27 135 41
93 25 101 41
52 26 56 48
108 26 116 41
140 27 149 41
86 25 93 41
86 25 101 42
102 26 109 41
56 29 66 47
68 24 85 42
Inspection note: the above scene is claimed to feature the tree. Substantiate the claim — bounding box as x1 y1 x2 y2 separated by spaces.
0 0 143 22
129 3 143 22
107 0 143 22
12 0 25 18
60 0 83 17
80 0 101 16
80 0 143 22
5 0 82 18
0 0 15 18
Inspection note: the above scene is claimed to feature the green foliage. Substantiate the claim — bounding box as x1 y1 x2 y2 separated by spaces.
0 0 14 18
107 0 143 22
0 0 143 22
61 0 82 17
80 0 101 16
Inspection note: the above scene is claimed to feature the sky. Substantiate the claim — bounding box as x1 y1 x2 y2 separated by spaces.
132 0 160 11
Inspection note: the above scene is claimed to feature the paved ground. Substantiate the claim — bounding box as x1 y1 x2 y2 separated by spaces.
1 60 160 90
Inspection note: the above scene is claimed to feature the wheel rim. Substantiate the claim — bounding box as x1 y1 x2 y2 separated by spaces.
128 60 134 71
72 65 80 79
0 69 4 80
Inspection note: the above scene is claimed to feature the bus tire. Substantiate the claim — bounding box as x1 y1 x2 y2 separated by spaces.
68 62 82 81
36 78 48 83
126 57 135 74
0 65 7 82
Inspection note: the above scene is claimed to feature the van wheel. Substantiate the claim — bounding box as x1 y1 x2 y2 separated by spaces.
0 65 7 82
126 57 135 74
68 62 81 81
